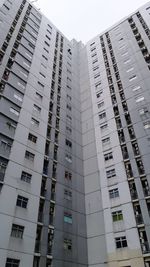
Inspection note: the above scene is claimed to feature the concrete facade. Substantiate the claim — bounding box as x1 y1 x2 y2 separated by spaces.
0 0 150 267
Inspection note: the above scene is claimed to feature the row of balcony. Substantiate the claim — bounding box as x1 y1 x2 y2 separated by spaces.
104 30 150 259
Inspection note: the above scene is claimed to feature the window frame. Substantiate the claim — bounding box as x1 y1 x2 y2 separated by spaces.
5 258 20 267
112 210 123 222
115 236 127 249
21 171 32 183
109 188 119 199
11 224 24 239
16 195 28 208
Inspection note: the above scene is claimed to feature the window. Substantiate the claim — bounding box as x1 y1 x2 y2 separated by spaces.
64 189 72 200
67 85 71 90
67 94 72 101
67 77 71 82
67 69 72 74
23 61 30 68
47 29 51 35
25 52 32 60
25 151 35 161
66 126 72 134
129 75 137 81
126 67 134 73
112 210 123 222
10 107 19 116
139 107 148 116
98 101 104 109
47 23 52 29
94 73 100 79
64 212 72 224
66 104 72 111
66 115 72 122
3 4 10 10
91 52 97 57
44 41 50 47
64 239 72 250
96 90 103 98
21 171 32 183
132 85 141 92
5 258 20 267
43 47 49 54
65 171 72 181
65 153 72 163
45 34 51 41
66 139 72 148
16 195 28 208
38 81 44 88
31 117 39 127
115 236 127 248
11 224 24 239
144 121 150 129
119 44 126 50
93 59 98 64
28 42 35 50
90 41 95 46
104 152 113 161
20 70 28 78
17 81 25 89
41 63 47 69
99 112 106 120
106 168 116 178
33 104 41 114
91 47 96 52
0 158 7 176
100 124 108 131
28 133 37 143
39 72 46 78
42 55 48 61
35 92 43 101
93 66 99 71
6 121 16 131
102 137 110 145
0 140 12 150
136 95 144 103
14 94 23 102
109 188 119 198
124 59 131 64
121 52 128 56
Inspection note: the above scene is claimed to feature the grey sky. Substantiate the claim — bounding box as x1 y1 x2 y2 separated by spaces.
34 0 148 43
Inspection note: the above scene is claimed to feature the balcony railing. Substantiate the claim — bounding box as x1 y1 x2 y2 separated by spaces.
135 214 144 225
49 215 54 226
138 166 145 175
38 212 43 223
119 136 125 144
129 133 136 140
43 168 48 176
35 240 41 254
130 190 138 200
40 187 46 197
52 172 57 179
47 245 52 256
143 188 150 197
122 152 129 160
141 241 150 254
51 192 55 201
0 171 5 182
126 171 133 179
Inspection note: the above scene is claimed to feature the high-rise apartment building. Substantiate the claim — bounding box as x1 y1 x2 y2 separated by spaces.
0 0 150 267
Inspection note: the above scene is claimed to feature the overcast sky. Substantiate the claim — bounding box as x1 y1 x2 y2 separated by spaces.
34 0 148 43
